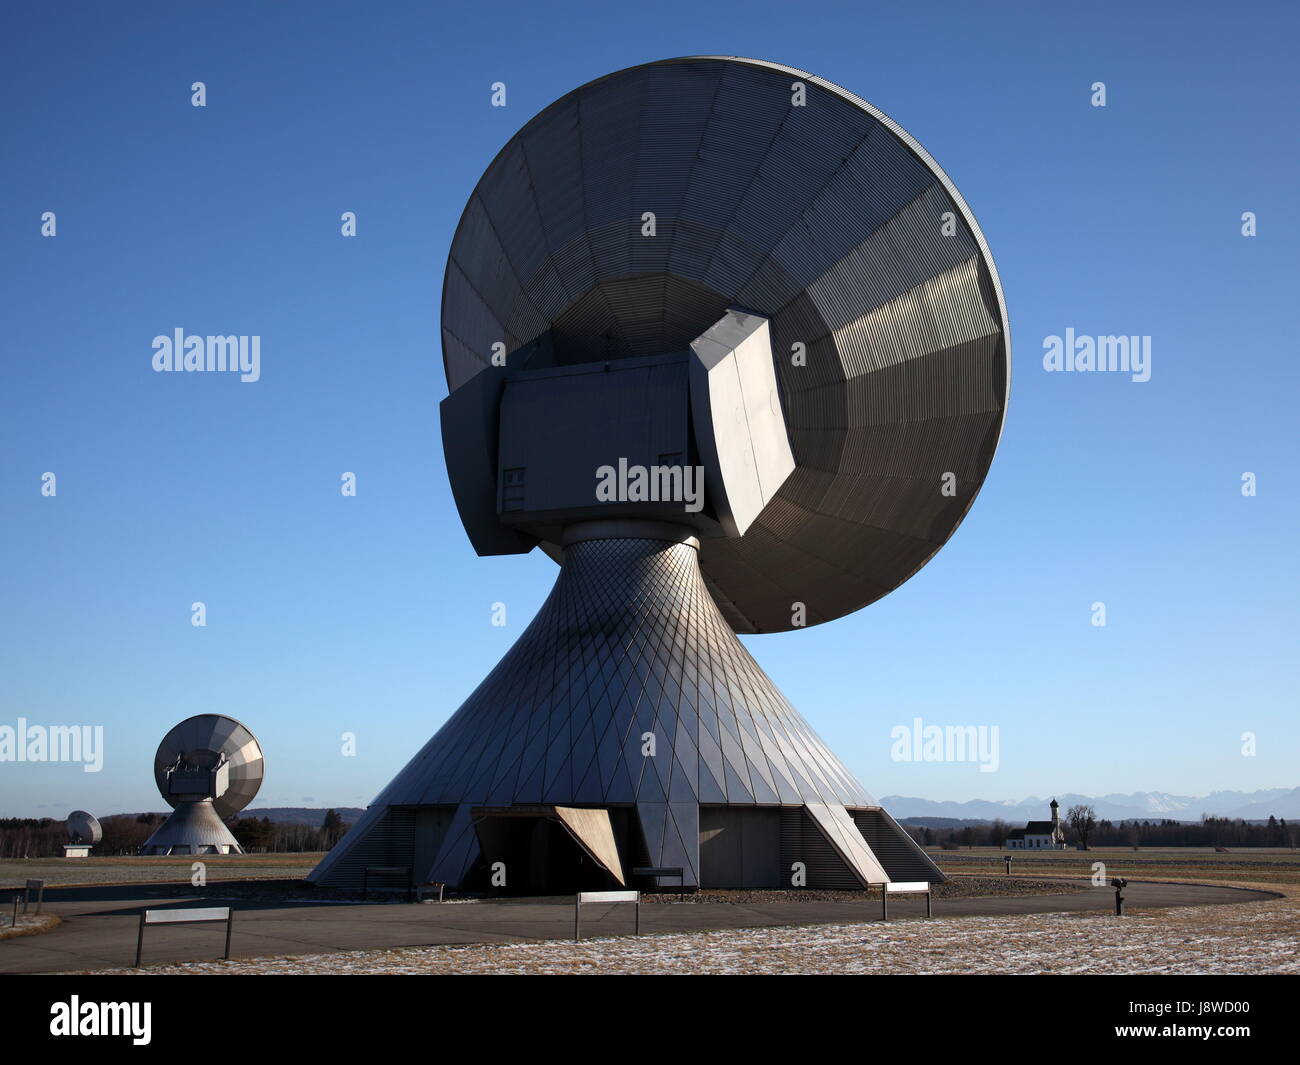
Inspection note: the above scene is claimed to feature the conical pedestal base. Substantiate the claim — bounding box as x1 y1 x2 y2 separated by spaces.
311 523 940 891
141 799 244 856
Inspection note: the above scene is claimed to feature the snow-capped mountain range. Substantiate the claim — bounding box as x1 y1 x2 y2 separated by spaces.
880 787 1300 823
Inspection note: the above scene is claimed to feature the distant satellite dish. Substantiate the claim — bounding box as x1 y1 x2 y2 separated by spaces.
140 715 264 856
66 810 102 844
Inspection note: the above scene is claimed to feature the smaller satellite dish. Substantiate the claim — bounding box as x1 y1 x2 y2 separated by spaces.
67 810 102 844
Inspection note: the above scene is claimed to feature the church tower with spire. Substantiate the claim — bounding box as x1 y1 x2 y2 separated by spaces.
1005 798 1068 850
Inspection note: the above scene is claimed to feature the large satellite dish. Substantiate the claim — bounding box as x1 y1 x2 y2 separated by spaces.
314 56 1007 895
141 714 264 856
66 810 102 844
440 55 1009 633
152 714 263 821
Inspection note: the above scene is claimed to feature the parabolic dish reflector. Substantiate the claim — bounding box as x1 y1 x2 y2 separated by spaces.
66 810 102 844
441 55 1009 633
152 714 263 820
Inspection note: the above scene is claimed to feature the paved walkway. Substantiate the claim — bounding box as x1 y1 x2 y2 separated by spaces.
0 878 1276 973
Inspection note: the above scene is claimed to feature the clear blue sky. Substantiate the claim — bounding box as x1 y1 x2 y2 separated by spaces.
2 1 1296 818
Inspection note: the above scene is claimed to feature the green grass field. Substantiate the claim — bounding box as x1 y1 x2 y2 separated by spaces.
0 852 327 888
6 846 1299 893
930 845 1300 888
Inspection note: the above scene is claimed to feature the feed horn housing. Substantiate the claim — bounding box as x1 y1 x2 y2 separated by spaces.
443 307 795 548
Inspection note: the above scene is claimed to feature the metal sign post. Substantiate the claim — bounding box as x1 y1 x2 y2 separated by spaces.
882 882 933 922
135 906 234 968
574 890 640 941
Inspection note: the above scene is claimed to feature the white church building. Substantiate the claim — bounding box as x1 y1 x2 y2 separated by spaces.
1005 798 1068 850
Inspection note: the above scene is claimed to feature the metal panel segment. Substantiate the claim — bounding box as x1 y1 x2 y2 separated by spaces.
851 806 945 883
803 801 889 886
689 310 795 537
553 806 626 885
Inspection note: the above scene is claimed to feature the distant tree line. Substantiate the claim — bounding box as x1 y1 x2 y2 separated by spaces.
229 809 346 852
0 809 349 858
0 818 67 859
904 814 1298 850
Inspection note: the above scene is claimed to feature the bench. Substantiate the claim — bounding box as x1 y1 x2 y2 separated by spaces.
135 906 233 967
882 881 932 921
362 865 413 901
417 881 446 903
632 865 686 900
574 889 640 940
